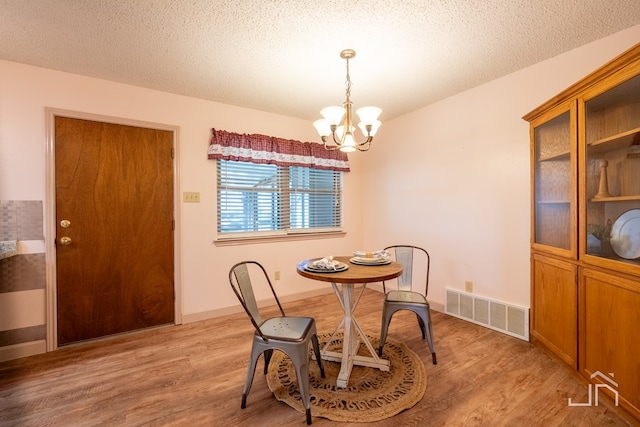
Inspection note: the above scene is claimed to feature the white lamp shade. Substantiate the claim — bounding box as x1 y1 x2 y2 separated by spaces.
355 106 382 124
313 119 332 137
339 133 356 152
358 119 381 137
320 106 346 126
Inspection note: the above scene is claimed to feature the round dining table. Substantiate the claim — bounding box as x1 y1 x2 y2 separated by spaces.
296 256 402 388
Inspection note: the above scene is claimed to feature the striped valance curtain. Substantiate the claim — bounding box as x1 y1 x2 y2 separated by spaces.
207 128 350 172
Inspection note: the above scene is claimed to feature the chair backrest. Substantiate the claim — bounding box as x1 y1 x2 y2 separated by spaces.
228 261 285 337
383 245 430 295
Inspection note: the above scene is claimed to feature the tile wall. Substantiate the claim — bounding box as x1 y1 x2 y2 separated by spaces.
0 200 47 361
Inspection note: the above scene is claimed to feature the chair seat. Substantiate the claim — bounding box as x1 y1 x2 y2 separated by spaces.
386 290 428 305
258 316 315 342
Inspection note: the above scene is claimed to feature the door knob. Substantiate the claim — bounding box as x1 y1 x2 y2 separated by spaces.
60 219 71 228
59 237 72 246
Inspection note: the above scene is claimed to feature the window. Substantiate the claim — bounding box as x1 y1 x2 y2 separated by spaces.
217 159 343 235
208 128 349 239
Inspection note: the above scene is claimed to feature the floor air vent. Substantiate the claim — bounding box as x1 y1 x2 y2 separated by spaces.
445 288 529 341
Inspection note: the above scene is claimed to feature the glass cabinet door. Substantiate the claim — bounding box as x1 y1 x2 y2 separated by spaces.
532 107 575 254
583 74 640 265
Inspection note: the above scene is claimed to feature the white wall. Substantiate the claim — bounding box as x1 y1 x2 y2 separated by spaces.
364 25 640 309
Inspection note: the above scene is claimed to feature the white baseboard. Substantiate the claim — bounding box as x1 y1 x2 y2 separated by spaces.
430 301 444 313
183 284 444 324
0 340 46 363
182 287 336 324
0 289 445 363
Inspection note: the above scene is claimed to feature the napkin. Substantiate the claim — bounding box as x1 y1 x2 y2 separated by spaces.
310 256 340 270
353 250 390 260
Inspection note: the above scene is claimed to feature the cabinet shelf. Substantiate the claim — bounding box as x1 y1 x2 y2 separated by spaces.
537 200 571 204
590 194 640 202
588 127 640 154
538 150 570 162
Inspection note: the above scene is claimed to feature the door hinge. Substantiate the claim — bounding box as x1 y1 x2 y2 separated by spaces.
171 147 175 159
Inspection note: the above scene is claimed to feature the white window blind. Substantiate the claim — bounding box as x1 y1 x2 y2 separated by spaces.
217 160 342 234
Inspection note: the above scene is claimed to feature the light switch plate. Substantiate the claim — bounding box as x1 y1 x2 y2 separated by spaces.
183 192 200 203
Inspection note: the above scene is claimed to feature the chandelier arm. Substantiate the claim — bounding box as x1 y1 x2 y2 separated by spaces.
331 131 343 145
356 136 373 146
323 140 341 151
356 143 371 152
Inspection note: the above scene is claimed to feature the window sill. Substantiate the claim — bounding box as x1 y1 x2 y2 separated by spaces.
214 230 346 246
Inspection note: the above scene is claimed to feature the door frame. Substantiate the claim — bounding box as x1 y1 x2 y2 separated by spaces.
44 108 182 351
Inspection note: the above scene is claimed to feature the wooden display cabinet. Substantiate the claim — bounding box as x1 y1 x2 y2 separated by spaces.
524 43 640 421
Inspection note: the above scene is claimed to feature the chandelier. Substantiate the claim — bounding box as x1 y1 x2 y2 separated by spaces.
313 49 382 152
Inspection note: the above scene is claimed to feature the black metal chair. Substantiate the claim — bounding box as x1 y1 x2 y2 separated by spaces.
229 261 325 425
377 245 437 364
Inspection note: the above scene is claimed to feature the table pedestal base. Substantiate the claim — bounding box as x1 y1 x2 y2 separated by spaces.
321 282 390 388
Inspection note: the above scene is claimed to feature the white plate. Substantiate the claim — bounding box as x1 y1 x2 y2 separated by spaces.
304 262 349 273
349 257 391 266
610 209 640 259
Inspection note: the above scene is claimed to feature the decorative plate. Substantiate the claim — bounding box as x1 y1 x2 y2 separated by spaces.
304 262 349 273
610 209 640 259
349 257 392 266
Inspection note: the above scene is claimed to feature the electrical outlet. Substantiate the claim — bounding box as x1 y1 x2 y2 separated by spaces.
183 192 200 203
465 281 473 293
274 271 281 281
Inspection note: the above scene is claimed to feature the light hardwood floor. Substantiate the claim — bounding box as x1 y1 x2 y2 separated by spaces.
0 288 635 426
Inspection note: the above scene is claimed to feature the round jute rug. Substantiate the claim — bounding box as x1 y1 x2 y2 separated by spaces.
266 333 426 423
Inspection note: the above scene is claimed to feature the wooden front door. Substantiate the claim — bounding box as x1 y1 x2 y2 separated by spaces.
55 116 175 345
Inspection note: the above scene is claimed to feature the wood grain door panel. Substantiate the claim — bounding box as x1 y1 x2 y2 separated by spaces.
55 117 174 345
531 254 578 367
580 268 640 417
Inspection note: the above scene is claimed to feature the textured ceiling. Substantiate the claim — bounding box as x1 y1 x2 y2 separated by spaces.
1 1 640 121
